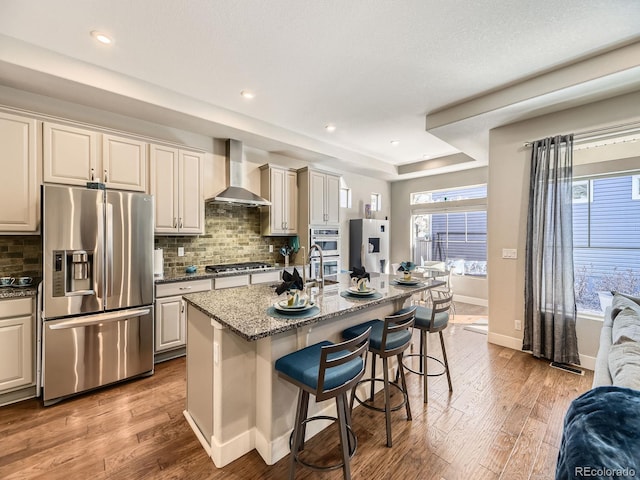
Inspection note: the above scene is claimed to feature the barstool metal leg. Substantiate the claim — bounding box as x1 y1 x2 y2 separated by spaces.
397 353 412 421
439 331 453 392
369 352 376 402
336 392 352 480
423 331 429 403
290 389 308 480
382 356 392 447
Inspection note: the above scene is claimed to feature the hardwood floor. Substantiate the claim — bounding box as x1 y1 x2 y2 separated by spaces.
0 304 593 480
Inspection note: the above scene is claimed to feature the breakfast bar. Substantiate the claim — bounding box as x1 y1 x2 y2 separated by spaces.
182 272 443 467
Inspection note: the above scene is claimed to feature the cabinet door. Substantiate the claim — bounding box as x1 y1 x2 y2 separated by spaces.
102 134 147 192
270 168 286 234
0 112 39 232
309 170 327 225
325 174 341 225
43 122 98 186
150 144 179 233
155 296 185 352
178 150 204 234
0 314 33 392
284 170 298 233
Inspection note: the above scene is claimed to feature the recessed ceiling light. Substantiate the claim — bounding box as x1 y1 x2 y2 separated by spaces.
325 124 336 132
240 90 255 99
90 31 113 45
390 140 400 146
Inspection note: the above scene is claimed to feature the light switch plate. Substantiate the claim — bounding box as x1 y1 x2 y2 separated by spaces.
502 248 517 259
178 246 185 257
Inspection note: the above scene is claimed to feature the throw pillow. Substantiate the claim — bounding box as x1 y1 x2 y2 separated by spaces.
608 342 640 390
612 291 640 306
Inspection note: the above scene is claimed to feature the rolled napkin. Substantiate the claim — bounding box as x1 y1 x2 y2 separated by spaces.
350 266 370 281
275 268 304 295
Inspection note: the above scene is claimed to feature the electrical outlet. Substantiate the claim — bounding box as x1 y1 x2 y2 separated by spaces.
502 248 517 259
515 319 522 331
269 245 274 253
178 246 185 257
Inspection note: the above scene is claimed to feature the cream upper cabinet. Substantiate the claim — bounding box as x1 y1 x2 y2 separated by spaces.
0 111 39 233
44 122 147 191
102 134 147 192
150 144 204 235
260 164 298 236
299 167 341 226
0 298 34 393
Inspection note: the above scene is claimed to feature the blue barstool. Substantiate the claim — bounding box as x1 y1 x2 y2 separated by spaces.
403 293 453 403
275 328 371 480
341 306 416 447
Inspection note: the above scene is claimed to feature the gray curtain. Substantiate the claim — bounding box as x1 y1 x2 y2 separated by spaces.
523 135 580 365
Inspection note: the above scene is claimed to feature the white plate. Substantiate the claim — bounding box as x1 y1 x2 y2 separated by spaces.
277 299 310 310
395 278 420 285
347 287 376 296
274 301 316 313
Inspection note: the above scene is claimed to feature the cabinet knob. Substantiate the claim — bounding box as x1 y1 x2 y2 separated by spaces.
90 168 95 181
173 217 177 228
179 218 183 228
104 170 108 183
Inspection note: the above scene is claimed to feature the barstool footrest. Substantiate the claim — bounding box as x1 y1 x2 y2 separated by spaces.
352 378 407 413
289 415 357 472
403 353 448 377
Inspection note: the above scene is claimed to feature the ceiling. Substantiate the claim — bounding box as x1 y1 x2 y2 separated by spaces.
0 0 639 180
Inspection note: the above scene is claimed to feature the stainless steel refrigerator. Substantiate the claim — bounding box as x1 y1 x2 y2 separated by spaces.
349 219 390 273
41 184 154 404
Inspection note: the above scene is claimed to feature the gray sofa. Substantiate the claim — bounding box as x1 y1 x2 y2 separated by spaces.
555 292 640 480
592 292 640 389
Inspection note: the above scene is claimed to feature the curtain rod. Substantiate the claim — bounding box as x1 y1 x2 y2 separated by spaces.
523 120 640 148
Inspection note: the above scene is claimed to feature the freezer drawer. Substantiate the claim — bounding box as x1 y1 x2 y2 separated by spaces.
43 307 153 403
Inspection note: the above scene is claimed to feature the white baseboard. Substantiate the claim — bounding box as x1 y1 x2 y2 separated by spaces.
210 427 255 468
183 410 211 456
487 332 522 350
454 295 488 307
487 334 596 372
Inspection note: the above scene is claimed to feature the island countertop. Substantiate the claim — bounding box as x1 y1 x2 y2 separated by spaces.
183 272 444 341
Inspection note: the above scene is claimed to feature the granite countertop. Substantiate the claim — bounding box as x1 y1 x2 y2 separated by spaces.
155 266 285 284
0 285 37 299
183 272 444 341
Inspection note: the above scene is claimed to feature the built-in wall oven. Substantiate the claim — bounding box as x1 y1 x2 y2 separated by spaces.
310 227 340 278
310 227 340 257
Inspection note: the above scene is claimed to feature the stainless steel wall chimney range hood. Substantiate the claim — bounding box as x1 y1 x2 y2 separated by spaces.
206 139 271 207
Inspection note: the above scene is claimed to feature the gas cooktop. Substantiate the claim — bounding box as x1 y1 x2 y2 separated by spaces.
205 262 273 274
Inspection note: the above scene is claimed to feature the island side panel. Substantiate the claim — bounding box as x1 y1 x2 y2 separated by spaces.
212 321 257 467
186 304 214 446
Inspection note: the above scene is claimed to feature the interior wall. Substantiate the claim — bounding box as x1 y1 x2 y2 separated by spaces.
487 89 640 364
390 167 488 302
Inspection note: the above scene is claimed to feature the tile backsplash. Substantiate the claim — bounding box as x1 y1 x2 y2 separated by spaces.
0 235 42 279
155 202 295 278
0 205 297 281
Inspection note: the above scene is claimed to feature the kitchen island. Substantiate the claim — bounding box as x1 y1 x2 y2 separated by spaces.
182 272 443 468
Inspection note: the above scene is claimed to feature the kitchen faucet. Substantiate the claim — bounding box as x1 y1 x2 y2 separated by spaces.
309 243 324 290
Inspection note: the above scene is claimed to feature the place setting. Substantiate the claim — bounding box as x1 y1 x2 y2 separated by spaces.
390 261 425 288
267 268 320 319
340 266 382 300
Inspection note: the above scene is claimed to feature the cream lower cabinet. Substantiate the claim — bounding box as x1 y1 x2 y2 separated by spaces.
150 144 204 235
43 122 147 192
260 164 298 236
155 279 211 357
0 297 34 393
0 112 39 232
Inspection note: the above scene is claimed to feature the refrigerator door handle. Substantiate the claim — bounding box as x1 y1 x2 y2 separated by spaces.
47 308 151 330
105 203 114 300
